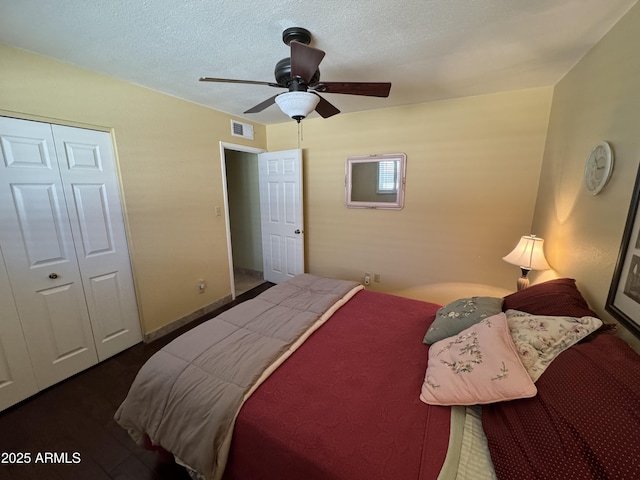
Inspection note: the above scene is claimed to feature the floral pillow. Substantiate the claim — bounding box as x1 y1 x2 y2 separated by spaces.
420 312 537 406
423 296 504 345
506 309 603 382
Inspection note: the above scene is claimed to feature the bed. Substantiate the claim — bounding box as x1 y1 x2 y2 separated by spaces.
115 274 640 480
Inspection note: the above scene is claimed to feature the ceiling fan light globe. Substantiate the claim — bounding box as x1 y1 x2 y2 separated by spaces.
275 92 320 122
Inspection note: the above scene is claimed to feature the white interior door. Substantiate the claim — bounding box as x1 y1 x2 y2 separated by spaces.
258 149 304 283
0 117 98 389
52 124 142 361
0 248 38 410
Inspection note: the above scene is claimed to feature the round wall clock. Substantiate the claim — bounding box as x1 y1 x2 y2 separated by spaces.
584 141 614 195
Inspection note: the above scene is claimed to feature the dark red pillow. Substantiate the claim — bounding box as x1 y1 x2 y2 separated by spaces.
502 277 598 318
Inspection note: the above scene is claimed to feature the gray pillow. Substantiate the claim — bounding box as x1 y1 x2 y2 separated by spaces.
423 296 504 345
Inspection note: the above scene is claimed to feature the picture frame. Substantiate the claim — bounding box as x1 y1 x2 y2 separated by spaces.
606 163 640 339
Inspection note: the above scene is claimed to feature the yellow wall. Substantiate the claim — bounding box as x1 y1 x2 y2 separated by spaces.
267 87 553 300
0 45 267 335
531 2 640 347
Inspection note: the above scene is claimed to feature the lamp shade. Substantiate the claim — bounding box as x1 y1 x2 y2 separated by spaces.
275 92 320 122
502 235 551 271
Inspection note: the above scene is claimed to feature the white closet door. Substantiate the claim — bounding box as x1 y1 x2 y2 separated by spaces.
52 125 142 360
0 248 38 410
0 117 98 390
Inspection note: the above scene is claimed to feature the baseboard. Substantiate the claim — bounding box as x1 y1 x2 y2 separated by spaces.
143 294 233 343
234 267 264 280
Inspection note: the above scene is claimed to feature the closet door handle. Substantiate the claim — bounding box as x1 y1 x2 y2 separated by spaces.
48 273 59 279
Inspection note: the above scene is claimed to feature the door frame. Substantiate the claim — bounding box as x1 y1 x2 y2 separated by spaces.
219 142 266 299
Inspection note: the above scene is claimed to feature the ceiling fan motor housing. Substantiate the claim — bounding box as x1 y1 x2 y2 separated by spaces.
274 57 320 89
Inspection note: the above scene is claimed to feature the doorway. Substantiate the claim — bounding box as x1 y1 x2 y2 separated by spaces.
220 143 266 298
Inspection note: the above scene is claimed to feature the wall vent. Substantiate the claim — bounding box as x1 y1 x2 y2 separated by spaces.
231 120 254 140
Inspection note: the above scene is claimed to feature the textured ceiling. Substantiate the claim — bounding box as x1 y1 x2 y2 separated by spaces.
0 0 637 124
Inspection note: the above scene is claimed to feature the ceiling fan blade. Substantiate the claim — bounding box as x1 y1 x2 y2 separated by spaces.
315 95 340 119
312 82 391 97
199 77 282 88
290 41 325 84
244 94 279 114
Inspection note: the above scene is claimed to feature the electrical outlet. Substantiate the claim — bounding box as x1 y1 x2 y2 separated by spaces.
374 273 380 283
364 273 370 286
198 279 206 293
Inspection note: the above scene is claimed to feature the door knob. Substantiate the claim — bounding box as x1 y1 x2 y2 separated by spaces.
48 273 59 279
294 229 301 234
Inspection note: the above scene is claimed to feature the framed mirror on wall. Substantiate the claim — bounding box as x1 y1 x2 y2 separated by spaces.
345 153 407 209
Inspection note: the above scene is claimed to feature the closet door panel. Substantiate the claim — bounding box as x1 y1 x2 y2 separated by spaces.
10 182 70 265
0 249 38 411
0 117 98 390
52 125 142 361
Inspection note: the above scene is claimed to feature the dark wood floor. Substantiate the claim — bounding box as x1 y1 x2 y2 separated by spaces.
0 282 273 480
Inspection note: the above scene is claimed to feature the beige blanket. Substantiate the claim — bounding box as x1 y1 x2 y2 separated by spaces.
115 274 362 480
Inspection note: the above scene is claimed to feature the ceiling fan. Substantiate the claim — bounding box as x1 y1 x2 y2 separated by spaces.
199 27 391 122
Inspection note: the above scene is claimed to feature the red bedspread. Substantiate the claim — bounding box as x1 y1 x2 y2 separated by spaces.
223 289 450 480
482 334 640 480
